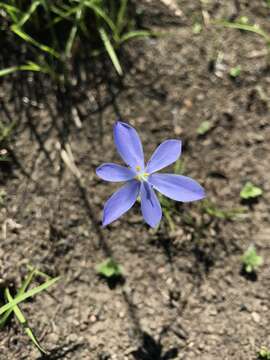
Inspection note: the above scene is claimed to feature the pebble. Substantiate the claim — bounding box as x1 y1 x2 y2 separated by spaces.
119 311 125 318
90 315 97 323
251 312 261 323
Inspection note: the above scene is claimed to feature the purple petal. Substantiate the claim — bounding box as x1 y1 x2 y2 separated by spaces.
140 181 162 228
114 121 144 170
103 180 140 226
96 163 136 182
146 140 181 174
149 173 205 202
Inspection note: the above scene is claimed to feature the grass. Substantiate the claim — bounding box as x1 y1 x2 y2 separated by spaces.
215 17 270 62
0 0 151 80
0 267 59 354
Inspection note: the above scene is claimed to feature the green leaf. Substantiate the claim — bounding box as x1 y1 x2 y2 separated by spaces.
0 62 46 77
258 347 270 359
215 20 270 45
99 27 123 75
17 0 42 27
116 0 128 35
240 182 263 199
238 16 249 25
65 0 86 59
0 119 16 142
0 3 21 22
11 25 61 59
0 268 36 328
96 258 123 278
229 65 241 78
84 1 116 33
193 22 202 34
241 245 263 273
0 276 60 315
197 121 212 135
5 288 48 354
119 30 152 44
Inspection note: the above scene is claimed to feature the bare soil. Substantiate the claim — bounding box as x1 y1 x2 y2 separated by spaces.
0 1 270 359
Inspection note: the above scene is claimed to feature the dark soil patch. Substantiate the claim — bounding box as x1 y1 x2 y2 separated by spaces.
0 1 270 359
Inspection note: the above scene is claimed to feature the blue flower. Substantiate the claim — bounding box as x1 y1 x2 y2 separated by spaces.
96 121 205 228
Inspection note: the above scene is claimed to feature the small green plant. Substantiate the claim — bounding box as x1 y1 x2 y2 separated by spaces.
240 182 263 200
96 258 123 278
241 245 263 273
229 65 241 78
197 121 212 136
192 22 202 35
238 16 249 25
0 120 16 143
258 347 270 359
0 267 59 354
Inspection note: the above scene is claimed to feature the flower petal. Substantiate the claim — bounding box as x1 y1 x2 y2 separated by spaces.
96 163 136 182
146 140 181 174
149 173 205 202
114 121 144 169
102 180 140 226
140 181 162 228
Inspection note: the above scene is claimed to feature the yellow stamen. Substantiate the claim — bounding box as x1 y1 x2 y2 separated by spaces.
135 172 149 182
136 165 141 172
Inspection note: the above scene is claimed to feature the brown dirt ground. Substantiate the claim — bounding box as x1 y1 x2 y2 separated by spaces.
0 1 270 359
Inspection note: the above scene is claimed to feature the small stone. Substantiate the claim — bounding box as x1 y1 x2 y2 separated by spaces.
67 333 78 343
174 126 183 135
90 315 97 323
119 311 125 319
251 312 261 323
183 98 193 108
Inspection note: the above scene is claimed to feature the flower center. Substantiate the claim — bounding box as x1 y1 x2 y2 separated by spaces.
135 166 149 182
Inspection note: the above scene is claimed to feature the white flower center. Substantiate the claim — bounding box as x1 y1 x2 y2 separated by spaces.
135 165 149 182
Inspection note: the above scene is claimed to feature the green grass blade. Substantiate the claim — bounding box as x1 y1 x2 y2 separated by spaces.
0 276 60 315
17 0 42 27
84 1 116 33
215 20 270 44
99 27 123 75
5 288 48 354
65 2 84 59
26 265 50 280
11 25 61 59
116 0 128 34
50 4 79 24
119 30 152 43
0 269 36 328
0 67 22 77
0 3 21 22
0 62 48 77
